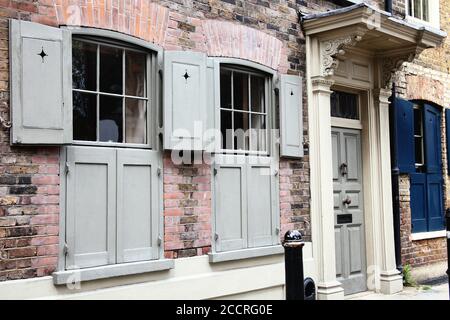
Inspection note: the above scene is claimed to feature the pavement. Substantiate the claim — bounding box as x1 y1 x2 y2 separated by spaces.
346 283 449 300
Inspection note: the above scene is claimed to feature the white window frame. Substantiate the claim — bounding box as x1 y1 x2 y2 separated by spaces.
217 65 272 156
406 0 440 30
72 37 154 149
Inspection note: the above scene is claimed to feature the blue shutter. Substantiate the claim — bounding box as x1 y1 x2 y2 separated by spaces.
395 98 415 173
426 173 444 231
445 109 450 174
410 173 427 233
423 103 441 174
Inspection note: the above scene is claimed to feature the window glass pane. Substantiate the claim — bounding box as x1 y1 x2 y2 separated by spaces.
100 46 123 94
251 75 265 113
220 110 232 149
125 51 146 97
72 40 97 91
414 0 421 18
408 0 413 16
330 91 359 120
220 69 232 109
422 0 429 21
234 111 249 150
250 114 266 152
415 137 423 164
99 95 123 142
233 72 249 111
414 108 422 136
125 98 146 144
73 91 97 141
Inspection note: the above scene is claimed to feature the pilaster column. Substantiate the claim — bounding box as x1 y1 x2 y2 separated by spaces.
373 88 403 294
309 76 344 300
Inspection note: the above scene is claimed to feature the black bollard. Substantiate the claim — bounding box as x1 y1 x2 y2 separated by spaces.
283 230 305 300
446 208 450 300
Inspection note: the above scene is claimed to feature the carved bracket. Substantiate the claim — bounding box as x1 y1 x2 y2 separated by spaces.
379 47 425 89
320 30 367 77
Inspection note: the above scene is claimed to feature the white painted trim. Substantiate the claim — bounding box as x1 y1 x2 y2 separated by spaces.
53 259 174 285
331 117 363 130
0 245 317 300
411 230 446 241
209 245 284 263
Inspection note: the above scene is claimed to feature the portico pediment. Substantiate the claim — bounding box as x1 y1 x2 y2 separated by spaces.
303 3 446 89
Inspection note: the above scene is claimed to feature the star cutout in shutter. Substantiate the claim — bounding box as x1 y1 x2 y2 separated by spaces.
38 47 48 63
183 70 190 82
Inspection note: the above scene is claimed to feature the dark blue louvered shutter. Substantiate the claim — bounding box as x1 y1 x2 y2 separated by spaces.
426 173 444 231
395 98 415 173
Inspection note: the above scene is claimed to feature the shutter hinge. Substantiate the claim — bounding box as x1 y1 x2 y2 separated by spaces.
213 168 218 176
65 162 70 174
157 236 162 246
274 169 279 176
63 243 69 256
157 167 162 177
214 233 219 241
275 227 280 235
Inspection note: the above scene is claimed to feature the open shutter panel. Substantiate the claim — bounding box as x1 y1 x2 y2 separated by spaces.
423 104 442 174
410 173 427 233
214 155 247 252
10 19 72 144
163 51 207 150
446 109 450 174
279 74 303 158
247 157 279 247
116 149 160 263
66 146 116 269
394 98 415 173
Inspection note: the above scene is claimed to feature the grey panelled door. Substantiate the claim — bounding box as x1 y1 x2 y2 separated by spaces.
332 127 367 295
116 149 160 263
66 146 116 269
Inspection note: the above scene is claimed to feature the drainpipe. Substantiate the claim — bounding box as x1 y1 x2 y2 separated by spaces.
385 0 393 14
389 83 403 272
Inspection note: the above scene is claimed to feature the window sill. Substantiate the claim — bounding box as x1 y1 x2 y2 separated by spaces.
208 245 283 263
405 15 440 32
52 259 174 285
411 230 446 241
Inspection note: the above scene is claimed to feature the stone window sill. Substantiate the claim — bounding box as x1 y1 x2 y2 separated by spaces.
411 230 446 241
52 259 174 285
208 245 284 263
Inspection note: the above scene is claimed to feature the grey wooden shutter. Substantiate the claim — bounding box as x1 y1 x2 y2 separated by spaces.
214 155 247 252
116 149 160 263
66 146 116 269
163 51 207 150
247 157 279 247
9 19 72 145
279 74 303 158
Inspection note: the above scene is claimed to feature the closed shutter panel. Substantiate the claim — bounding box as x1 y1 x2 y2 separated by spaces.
66 146 116 269
116 149 160 263
247 157 279 247
394 98 415 173
446 109 450 174
423 104 442 174
410 173 427 233
427 173 444 231
9 19 72 144
279 74 303 158
163 51 207 150
214 154 247 252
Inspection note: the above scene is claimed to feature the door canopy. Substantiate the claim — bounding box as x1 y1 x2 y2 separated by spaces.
303 3 446 89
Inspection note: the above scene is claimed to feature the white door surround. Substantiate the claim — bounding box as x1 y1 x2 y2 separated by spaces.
303 3 445 300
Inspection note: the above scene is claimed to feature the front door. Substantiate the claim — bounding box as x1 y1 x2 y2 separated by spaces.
332 127 367 295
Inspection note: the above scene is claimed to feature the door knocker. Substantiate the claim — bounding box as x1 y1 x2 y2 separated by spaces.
340 163 348 176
